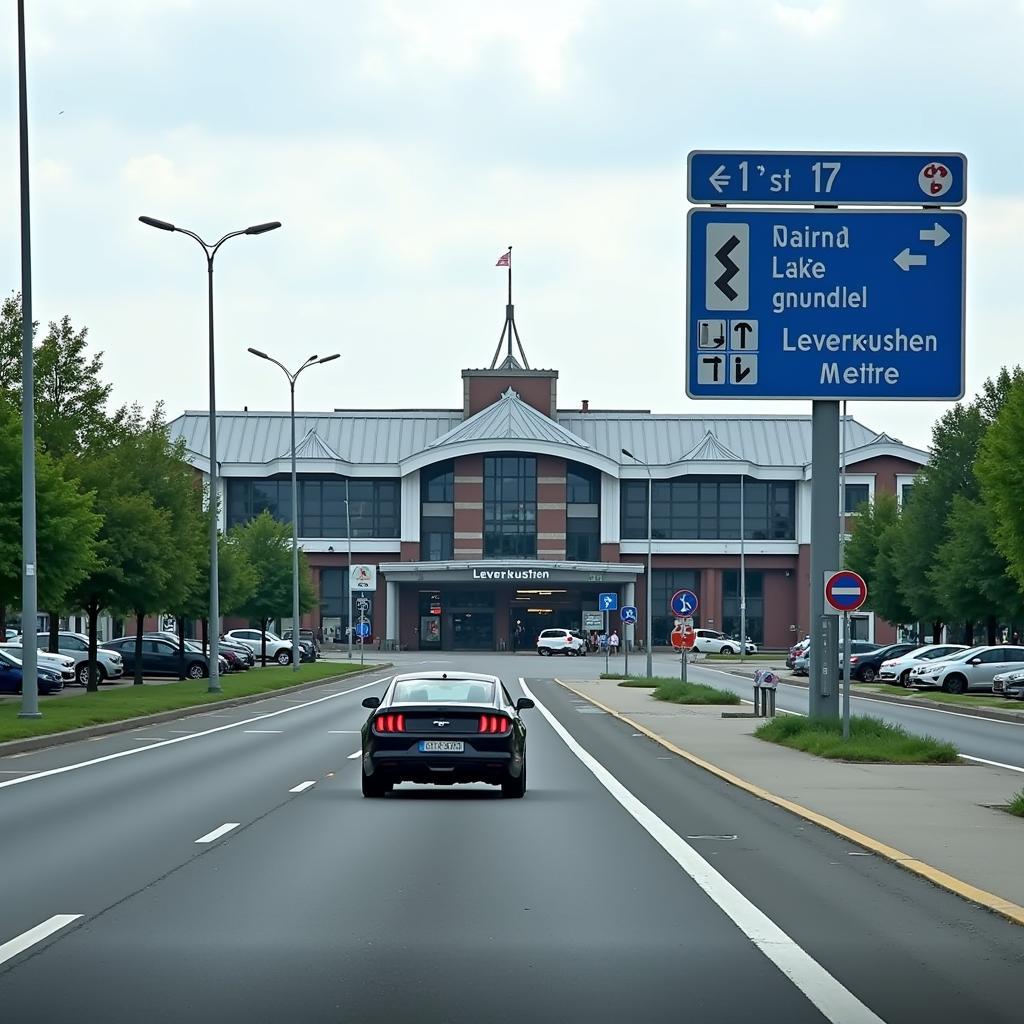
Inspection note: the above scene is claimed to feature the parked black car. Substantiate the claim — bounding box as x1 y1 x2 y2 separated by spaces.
101 637 217 679
844 642 920 683
282 629 320 659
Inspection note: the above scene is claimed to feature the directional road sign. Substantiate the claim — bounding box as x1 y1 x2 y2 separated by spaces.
620 605 638 624
355 621 371 638
688 151 966 206
670 589 699 617
599 592 618 612
686 209 965 400
824 570 868 614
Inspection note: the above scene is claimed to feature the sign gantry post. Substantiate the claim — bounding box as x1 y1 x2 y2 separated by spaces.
686 150 966 719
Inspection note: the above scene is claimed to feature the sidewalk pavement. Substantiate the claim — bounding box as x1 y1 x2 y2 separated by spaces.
559 677 1024 923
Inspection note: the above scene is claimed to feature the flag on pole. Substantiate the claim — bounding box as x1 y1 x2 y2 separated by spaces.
495 250 510 266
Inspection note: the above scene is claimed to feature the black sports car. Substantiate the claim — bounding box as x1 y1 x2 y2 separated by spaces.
360 671 533 798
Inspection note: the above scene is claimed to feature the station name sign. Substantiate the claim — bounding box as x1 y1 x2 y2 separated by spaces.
471 568 552 581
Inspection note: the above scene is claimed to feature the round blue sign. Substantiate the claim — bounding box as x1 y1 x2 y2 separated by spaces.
670 589 699 617
355 622 371 638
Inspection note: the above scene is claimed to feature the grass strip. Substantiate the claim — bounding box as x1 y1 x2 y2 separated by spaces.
615 677 658 687
755 714 958 764
0 663 370 743
650 677 741 705
1008 789 1024 818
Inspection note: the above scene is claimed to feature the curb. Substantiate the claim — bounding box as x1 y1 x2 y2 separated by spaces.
0 663 392 758
719 667 1024 726
556 678 1024 928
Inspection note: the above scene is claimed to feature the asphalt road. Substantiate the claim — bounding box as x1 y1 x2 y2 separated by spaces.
1 653 1021 1022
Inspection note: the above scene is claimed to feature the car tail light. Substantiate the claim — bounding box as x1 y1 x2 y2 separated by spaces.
849 656 860 664
478 714 510 735
374 713 405 733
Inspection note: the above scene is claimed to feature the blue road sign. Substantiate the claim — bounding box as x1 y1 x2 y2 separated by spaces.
599 592 618 612
670 589 699 617
355 621 371 638
686 209 965 400
824 571 868 613
688 151 966 206
620 606 638 624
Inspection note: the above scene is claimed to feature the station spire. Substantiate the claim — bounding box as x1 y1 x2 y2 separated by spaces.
489 246 530 369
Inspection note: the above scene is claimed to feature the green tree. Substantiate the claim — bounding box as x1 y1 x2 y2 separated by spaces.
0 403 99 636
0 292 35 406
844 493 914 627
232 511 315 664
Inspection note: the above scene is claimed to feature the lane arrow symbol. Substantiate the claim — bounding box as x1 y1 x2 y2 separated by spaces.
919 222 950 247
709 164 731 193
894 248 927 272
734 357 752 383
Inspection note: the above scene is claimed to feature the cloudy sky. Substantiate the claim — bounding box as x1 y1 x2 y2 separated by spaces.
1 0 1020 450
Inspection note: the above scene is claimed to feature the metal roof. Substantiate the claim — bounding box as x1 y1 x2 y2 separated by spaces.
168 406 922 472
427 387 591 452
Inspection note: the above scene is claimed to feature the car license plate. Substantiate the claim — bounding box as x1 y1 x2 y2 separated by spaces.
419 740 464 753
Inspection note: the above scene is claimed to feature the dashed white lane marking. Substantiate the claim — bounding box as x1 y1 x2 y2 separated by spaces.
347 751 362 759
0 770 30 774
0 676 390 792
0 914 82 966
289 781 317 793
328 730 360 734
519 678 885 1024
195 822 240 844
243 730 283 734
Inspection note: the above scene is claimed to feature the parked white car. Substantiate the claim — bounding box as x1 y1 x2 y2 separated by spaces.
536 628 587 656
0 643 76 684
25 631 124 687
992 668 1024 699
878 644 968 687
223 629 296 665
910 645 1024 694
690 629 756 655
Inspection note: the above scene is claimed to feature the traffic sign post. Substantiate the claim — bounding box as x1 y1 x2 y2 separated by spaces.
669 589 699 618
824 570 868 740
620 606 637 676
686 209 965 400
688 151 966 206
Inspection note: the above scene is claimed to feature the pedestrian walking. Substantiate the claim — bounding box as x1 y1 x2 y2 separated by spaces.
610 630 620 656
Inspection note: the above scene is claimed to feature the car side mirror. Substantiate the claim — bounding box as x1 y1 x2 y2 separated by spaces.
362 696 381 709
968 658 981 666
515 697 535 711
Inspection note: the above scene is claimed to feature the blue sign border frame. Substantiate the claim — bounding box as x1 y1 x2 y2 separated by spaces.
685 207 966 402
687 150 967 207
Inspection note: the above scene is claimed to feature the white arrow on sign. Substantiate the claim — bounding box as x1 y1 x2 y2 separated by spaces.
894 248 927 272
919 222 950 247
709 164 731 193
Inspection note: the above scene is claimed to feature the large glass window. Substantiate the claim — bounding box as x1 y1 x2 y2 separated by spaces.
567 463 600 504
722 570 764 645
422 461 454 503
843 483 871 514
566 462 600 561
225 477 399 537
420 461 454 560
652 570 700 647
566 519 600 561
484 456 537 558
621 477 795 540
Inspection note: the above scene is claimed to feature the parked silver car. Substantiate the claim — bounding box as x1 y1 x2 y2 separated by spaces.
911 645 1024 694
27 631 124 687
992 668 1024 699
0 643 76 684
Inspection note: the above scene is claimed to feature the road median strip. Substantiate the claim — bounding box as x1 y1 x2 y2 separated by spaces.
556 678 1024 928
0 662 391 756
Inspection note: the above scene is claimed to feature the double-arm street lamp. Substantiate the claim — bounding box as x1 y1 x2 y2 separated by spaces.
248 349 340 670
139 216 281 692
621 448 653 679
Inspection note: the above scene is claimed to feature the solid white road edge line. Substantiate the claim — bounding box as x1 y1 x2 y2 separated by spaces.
518 678 885 1024
195 822 240 844
960 754 1024 775
0 914 82 967
0 676 391 792
289 781 317 793
347 751 362 759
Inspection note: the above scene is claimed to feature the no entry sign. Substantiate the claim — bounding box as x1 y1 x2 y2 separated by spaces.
824 570 868 613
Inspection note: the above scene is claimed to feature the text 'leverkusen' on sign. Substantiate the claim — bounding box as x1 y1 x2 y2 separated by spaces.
685 209 965 400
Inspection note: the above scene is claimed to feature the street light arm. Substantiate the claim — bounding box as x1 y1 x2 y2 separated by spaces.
209 228 250 260
246 347 291 380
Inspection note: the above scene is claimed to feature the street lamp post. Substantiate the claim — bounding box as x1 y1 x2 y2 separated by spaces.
139 215 280 692
345 483 353 661
248 349 340 671
622 449 653 679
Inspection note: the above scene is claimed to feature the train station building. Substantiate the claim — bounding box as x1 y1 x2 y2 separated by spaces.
170 353 927 652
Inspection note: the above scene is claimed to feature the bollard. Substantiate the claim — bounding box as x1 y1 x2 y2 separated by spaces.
760 669 778 717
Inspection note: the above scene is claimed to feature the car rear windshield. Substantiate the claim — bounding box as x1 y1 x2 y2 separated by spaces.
392 679 496 704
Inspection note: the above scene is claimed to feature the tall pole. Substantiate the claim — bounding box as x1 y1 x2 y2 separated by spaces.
139 217 281 694
646 469 653 678
289 378 299 671
346 481 353 660
247 349 339 673
17 0 39 718
506 246 513 360
206 257 221 692
740 474 746 664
